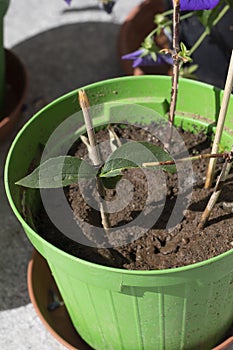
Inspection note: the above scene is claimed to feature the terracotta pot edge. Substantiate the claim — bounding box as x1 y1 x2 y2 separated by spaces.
0 48 28 141
27 250 78 350
117 0 168 76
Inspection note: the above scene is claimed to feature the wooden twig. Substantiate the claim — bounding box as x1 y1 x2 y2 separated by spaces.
78 90 110 233
198 160 232 230
142 148 233 230
142 152 231 168
166 0 181 144
204 50 233 189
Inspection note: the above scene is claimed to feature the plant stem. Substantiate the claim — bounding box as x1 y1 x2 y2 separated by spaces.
147 3 229 58
167 0 180 144
204 50 233 189
148 12 193 39
142 151 232 168
78 90 110 233
189 4 229 56
198 160 232 230
188 30 209 57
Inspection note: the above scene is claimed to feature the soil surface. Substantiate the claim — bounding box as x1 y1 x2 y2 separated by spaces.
36 124 233 270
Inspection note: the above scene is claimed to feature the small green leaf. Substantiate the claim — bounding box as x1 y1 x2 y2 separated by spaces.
154 13 168 26
196 10 210 28
141 36 159 58
15 156 96 188
150 51 157 62
142 36 154 50
178 42 192 63
100 142 176 178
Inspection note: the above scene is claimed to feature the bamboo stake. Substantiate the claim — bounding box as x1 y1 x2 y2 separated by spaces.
78 90 110 233
142 149 233 230
78 90 101 166
198 160 232 229
204 50 233 189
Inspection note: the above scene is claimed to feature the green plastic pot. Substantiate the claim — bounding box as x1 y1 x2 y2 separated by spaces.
4 76 233 350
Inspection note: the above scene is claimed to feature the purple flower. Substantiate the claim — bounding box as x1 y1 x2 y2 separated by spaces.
100 0 117 14
122 49 173 68
180 0 220 11
64 0 72 5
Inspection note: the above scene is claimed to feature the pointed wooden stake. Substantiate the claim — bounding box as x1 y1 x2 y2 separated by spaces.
78 90 110 233
204 50 233 189
199 159 232 230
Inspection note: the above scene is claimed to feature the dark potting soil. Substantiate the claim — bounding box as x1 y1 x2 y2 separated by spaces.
36 124 233 270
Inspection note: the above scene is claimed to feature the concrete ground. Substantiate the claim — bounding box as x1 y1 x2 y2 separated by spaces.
0 0 232 349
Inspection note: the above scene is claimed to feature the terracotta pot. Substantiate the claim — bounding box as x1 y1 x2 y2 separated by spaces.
213 337 233 350
27 250 92 350
28 250 233 350
0 49 28 142
117 0 172 76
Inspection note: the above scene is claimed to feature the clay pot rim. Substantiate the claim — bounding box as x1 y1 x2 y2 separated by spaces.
212 335 233 350
27 249 93 350
0 48 28 142
117 0 171 76
27 250 78 350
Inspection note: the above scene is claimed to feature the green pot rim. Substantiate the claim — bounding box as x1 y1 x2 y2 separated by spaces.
4 75 233 275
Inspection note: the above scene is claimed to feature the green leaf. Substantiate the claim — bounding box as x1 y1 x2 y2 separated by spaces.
150 51 157 62
100 142 176 178
15 156 96 188
154 13 168 26
142 36 154 50
196 10 210 28
178 42 192 63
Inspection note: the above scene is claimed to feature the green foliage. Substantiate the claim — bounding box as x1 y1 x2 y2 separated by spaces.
15 156 96 188
141 36 158 62
154 12 172 37
16 142 176 189
100 141 176 178
178 42 192 63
